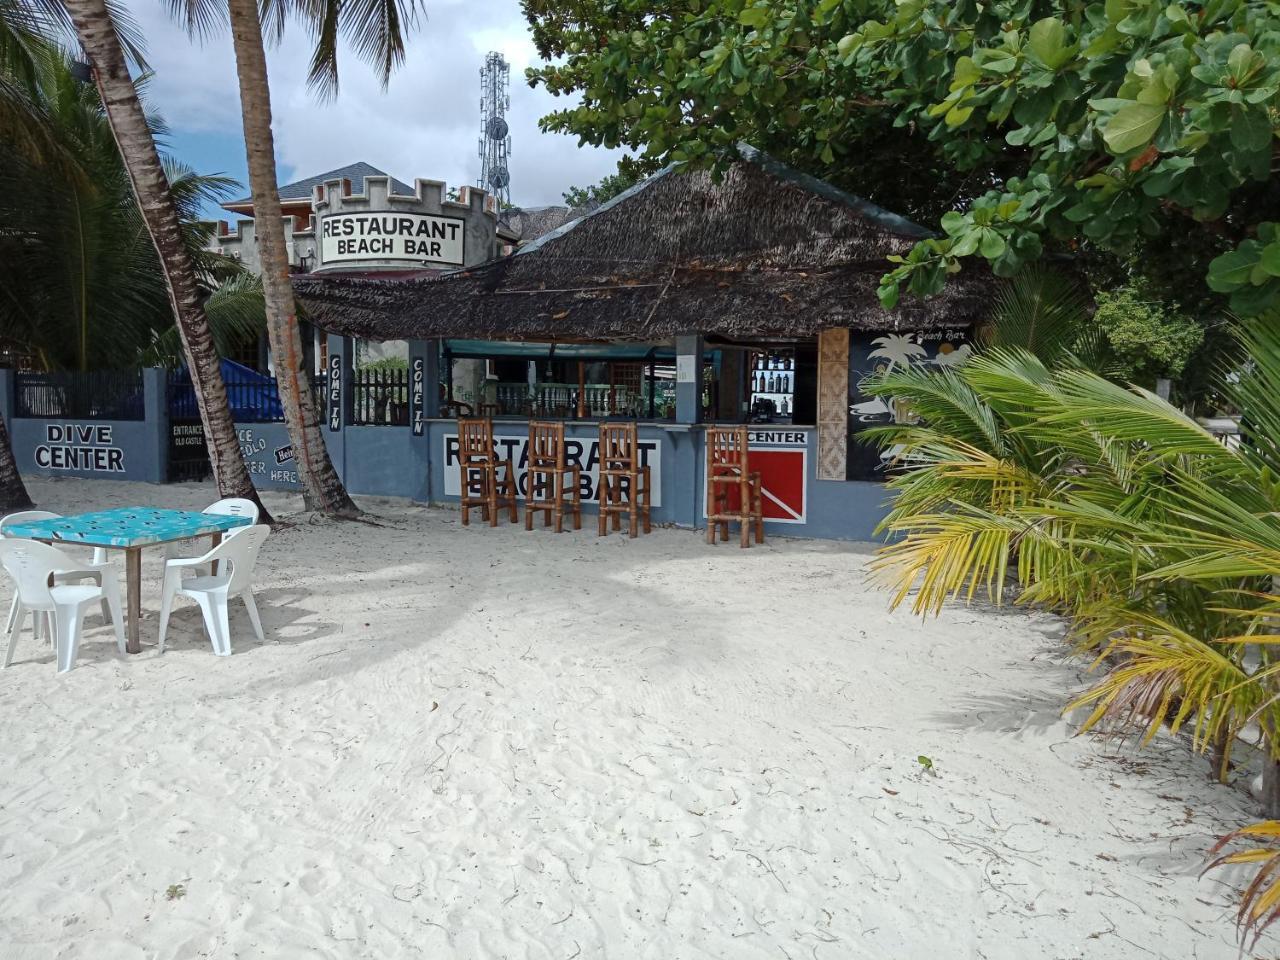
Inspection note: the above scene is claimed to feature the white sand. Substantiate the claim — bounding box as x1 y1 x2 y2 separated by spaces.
0 477 1265 959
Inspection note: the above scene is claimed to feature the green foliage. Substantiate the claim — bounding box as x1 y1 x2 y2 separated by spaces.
524 0 1280 313
864 315 1280 943
0 44 261 370
1092 285 1204 386
356 355 408 373
561 157 646 207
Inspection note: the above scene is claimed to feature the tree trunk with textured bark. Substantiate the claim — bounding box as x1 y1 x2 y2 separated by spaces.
226 0 358 517
61 0 269 522
0 415 34 513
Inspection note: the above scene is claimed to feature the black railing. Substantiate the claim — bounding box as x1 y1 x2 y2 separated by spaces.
16 370 145 420
352 367 409 425
168 368 328 424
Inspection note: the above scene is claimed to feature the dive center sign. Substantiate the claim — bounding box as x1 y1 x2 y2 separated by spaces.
319 212 465 266
35 423 124 472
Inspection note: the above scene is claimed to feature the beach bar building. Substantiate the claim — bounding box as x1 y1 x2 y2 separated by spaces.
290 148 990 540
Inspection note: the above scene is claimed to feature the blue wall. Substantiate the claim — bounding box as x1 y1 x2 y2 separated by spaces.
0 359 891 541
4 368 167 484
415 420 888 541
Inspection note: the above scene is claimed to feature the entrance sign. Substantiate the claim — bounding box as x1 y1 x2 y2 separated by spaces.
411 357 426 436
328 354 343 431
168 421 210 482
702 430 808 524
443 432 662 506
320 212 465 266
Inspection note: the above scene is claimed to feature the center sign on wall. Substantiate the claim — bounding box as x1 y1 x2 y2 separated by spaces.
443 433 662 506
700 430 808 524
319 212 465 266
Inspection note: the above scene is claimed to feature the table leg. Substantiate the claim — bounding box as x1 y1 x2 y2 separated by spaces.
210 532 222 577
125 547 141 654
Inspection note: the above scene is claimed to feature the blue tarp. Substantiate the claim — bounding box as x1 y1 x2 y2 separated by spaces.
169 359 284 422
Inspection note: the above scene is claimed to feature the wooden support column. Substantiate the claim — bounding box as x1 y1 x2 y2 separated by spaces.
817 328 849 480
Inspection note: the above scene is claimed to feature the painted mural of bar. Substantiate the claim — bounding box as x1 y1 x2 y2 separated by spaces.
293 146 991 540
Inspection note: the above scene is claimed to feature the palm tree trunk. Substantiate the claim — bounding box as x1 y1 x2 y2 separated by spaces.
226 0 358 518
60 0 270 523
0 415 34 512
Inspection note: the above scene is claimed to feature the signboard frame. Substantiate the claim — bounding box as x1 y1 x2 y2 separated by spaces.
319 212 466 267
700 429 809 525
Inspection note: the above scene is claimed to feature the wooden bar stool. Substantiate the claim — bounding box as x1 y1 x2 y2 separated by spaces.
457 417 517 527
706 426 764 548
598 422 652 538
525 421 582 533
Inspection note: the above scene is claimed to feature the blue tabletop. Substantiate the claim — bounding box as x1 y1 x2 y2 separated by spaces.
2 507 252 548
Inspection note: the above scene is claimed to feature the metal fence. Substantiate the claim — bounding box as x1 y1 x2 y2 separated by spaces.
352 366 409 425
168 369 328 424
15 370 145 420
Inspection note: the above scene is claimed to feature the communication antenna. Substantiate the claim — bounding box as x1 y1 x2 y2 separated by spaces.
478 52 512 207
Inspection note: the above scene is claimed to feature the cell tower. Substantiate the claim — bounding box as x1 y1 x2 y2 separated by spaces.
478 52 512 207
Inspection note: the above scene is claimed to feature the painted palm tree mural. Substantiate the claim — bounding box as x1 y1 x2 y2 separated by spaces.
868 334 928 373
847 330 972 480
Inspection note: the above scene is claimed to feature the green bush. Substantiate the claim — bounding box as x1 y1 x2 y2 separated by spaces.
1092 286 1204 388
356 356 409 374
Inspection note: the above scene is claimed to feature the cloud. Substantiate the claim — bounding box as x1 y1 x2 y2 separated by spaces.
124 0 623 207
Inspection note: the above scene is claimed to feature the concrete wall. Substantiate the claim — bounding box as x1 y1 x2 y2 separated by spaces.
417 419 888 541
212 176 504 276
0 355 892 542
2 368 167 484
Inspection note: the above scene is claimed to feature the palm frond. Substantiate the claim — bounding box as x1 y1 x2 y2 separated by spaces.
979 265 1092 365
1207 823 1280 949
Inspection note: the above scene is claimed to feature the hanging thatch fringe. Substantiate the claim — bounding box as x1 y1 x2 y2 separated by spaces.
293 151 992 343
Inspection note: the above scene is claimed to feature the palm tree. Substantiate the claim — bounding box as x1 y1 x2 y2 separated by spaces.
168 0 421 516
221 0 357 516
862 311 1280 944
0 53 263 369
54 0 266 515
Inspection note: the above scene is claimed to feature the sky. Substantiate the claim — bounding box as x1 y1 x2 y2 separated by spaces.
123 0 624 220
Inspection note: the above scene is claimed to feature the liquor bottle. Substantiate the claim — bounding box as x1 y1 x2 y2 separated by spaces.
781 397 789 416
770 373 778 392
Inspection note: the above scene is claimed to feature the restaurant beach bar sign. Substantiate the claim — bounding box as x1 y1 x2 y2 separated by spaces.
319 212 465 266
443 433 662 506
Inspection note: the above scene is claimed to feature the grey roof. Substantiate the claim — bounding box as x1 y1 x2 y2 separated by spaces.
225 162 415 206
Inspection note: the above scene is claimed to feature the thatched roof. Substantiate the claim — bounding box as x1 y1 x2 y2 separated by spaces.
499 205 583 245
294 147 992 343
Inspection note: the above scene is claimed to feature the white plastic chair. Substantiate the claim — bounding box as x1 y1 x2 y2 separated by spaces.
163 498 261 569
1 511 115 636
158 524 270 656
0 539 124 673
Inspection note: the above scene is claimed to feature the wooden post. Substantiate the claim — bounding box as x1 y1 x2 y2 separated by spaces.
576 362 586 419
125 547 141 653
